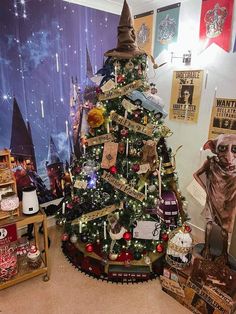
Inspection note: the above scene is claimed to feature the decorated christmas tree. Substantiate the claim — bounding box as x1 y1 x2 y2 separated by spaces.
61 0 187 282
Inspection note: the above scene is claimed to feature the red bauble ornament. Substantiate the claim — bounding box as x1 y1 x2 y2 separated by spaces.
123 231 132 241
120 129 129 137
161 233 169 242
74 166 81 174
156 243 164 253
132 110 142 123
109 166 117 174
131 164 140 172
117 74 125 83
184 224 192 233
96 87 102 94
61 233 69 241
85 243 94 253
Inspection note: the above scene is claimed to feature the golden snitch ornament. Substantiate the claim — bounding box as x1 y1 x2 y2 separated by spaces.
87 108 104 128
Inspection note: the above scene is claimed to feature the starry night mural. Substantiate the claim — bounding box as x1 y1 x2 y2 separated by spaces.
0 0 119 196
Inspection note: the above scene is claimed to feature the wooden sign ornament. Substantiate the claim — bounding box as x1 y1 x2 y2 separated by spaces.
72 202 123 224
102 171 145 201
110 111 154 137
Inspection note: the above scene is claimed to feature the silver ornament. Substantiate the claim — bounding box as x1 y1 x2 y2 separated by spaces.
148 185 156 193
70 234 78 243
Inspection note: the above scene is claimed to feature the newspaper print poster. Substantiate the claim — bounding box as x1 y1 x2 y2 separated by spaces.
169 70 204 123
208 98 236 139
134 10 154 56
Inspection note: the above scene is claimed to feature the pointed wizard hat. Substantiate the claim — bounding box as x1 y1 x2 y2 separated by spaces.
104 0 145 59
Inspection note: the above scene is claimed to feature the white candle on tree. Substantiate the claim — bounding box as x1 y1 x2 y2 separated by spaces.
79 221 82 233
104 221 107 239
62 202 65 215
126 139 129 157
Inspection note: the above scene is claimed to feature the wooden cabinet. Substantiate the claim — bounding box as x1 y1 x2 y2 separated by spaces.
0 208 49 290
0 149 19 220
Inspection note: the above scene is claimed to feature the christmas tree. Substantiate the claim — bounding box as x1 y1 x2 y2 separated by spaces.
61 0 186 282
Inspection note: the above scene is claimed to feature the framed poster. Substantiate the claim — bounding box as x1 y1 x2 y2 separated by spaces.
169 70 204 123
208 98 236 139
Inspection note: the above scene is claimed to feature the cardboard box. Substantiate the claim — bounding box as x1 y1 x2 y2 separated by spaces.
161 266 236 314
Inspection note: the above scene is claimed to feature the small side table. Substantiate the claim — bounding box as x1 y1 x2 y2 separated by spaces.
0 208 49 290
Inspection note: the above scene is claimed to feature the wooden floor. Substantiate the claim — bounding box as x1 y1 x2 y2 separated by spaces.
0 226 191 314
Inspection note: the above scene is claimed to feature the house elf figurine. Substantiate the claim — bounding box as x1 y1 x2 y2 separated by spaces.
193 134 236 264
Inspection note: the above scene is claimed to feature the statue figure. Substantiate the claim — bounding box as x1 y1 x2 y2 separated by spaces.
193 134 236 263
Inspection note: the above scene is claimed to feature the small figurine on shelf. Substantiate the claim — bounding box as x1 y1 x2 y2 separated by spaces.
27 245 42 269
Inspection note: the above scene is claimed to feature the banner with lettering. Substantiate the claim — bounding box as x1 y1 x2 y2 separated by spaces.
199 0 234 52
102 171 145 201
154 3 180 58
208 98 236 139
169 70 204 123
134 10 154 56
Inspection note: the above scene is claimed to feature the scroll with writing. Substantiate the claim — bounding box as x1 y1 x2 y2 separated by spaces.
110 111 154 137
101 142 118 169
102 171 145 201
98 80 143 101
86 133 115 146
72 202 123 224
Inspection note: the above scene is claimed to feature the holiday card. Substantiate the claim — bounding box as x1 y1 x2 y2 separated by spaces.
101 79 116 92
133 221 161 240
101 142 118 169
187 179 206 206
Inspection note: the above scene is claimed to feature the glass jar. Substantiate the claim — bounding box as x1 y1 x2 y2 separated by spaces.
0 192 19 212
27 245 42 269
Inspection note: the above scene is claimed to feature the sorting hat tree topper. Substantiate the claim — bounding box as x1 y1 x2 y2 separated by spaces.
193 134 236 265
62 0 186 282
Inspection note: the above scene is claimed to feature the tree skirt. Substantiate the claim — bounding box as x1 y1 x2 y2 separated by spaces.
62 240 165 283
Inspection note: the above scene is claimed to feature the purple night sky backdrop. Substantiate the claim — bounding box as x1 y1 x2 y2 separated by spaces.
0 0 119 185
